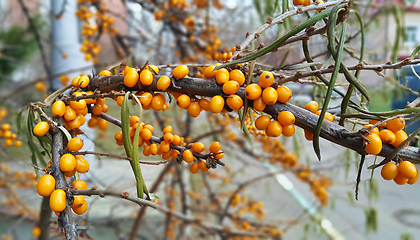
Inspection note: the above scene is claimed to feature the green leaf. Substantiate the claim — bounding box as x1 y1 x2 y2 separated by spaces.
121 92 133 158
400 232 414 240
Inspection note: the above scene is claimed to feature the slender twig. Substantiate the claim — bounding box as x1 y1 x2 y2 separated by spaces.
355 154 366 201
71 150 167 165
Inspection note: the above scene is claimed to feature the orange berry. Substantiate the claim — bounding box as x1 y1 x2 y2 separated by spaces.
164 132 174 143
97 119 108 130
37 174 55 197
160 141 170 153
223 81 239 95
98 70 111 76
170 149 181 160
32 226 41 238
147 65 159 74
362 124 379 135
172 135 181 145
304 129 313 141
92 104 103 115
408 170 419 184
60 154 76 172
139 92 153 107
379 129 396 144
203 65 217 79
151 94 165 111
381 162 398 180
143 145 151 156
71 76 81 87
199 161 209 171
5 138 13 147
71 180 87 190
277 111 295 126
33 122 50 136
50 189 66 212
114 130 123 141
255 115 271 130
369 119 386 128
163 125 173 134
266 120 282 137
67 137 84 152
209 141 221 153
191 142 205 153
183 150 194 163
116 96 124 107
364 134 382 155
64 168 76 177
177 94 191 109
276 86 292 103
149 143 158 155
64 106 77 121
258 72 274 88
188 102 201 117
1 123 10 131
199 98 211 111
394 171 409 185
229 69 245 85
392 130 408 148
245 84 262 100
210 95 225 113
72 200 88 215
214 150 224 160
173 65 189 79
140 69 154 86
141 128 152 141
398 161 417 179
253 97 266 112
75 155 90 173
87 118 98 128
130 116 139 126
215 68 230 85
71 195 85 209
262 87 278 105
15 140 22 147
226 95 243 111
51 101 66 117
78 76 90 88
304 101 318 113
190 162 199 174
124 70 139 87
157 76 171 91
282 124 295 137
386 117 405 132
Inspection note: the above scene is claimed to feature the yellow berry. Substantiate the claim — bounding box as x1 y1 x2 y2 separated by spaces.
37 174 55 197
33 122 50 136
50 189 66 212
173 65 189 79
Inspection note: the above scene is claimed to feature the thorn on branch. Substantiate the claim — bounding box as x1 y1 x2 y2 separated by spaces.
266 17 273 24
245 32 251 38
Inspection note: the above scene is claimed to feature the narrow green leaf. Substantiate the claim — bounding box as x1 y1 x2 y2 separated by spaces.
281 62 323 70
121 92 133 158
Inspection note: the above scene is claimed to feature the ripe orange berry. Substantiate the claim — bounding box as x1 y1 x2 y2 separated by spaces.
163 125 173 134
92 104 103 115
369 119 386 128
379 129 396 144
164 132 174 143
380 162 398 180
214 150 224 160
253 97 266 112
143 145 151 156
210 95 225 113
98 119 108 130
215 68 230 85
160 141 170 153
386 117 405 133
204 65 217 79
226 95 243 110
266 120 282 137
130 116 139 126
362 124 379 135
141 128 152 141
60 154 76 172
258 72 274 88
190 162 199 174
37 174 55 197
393 171 408 185
364 133 382 155
71 180 87 190
140 69 154 86
149 143 158 155
68 137 84 151
304 130 313 141
172 135 181 145
392 130 408 148
173 65 189 79
177 94 191 109
157 76 171 91
50 189 66 212
5 138 13 147
408 170 419 184
71 195 85 209
88 117 98 128
255 115 271 130
98 70 111 76
33 122 50 136
398 161 417 179
78 76 90 88
71 76 81 87
170 149 181 160
277 111 295 126
245 84 262 100
315 110 334 122
199 161 209 172
51 101 66 117
229 69 245 85
191 142 205 153
304 101 319 113
151 94 165 111
277 86 292 103
124 70 139 87
282 124 295 137
209 141 221 153
147 65 159 74
72 200 88 215
75 155 90 173
262 87 278 105
139 92 153 107
32 226 41 238
1 123 10 131
183 150 194 163
199 98 211 111
223 81 239 95
116 96 124 107
188 102 201 117
15 140 22 147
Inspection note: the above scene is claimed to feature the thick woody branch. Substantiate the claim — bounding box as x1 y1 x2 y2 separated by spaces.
85 76 420 164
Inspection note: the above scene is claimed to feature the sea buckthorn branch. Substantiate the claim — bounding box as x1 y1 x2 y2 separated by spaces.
50 119 77 239
71 188 274 238
231 0 348 60
70 150 167 165
85 74 420 164
38 196 52 240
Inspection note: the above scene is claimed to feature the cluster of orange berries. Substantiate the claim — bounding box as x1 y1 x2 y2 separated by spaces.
293 0 324 7
302 100 334 140
168 0 190 10
381 160 418 185
0 109 22 148
231 194 266 219
35 80 47 92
